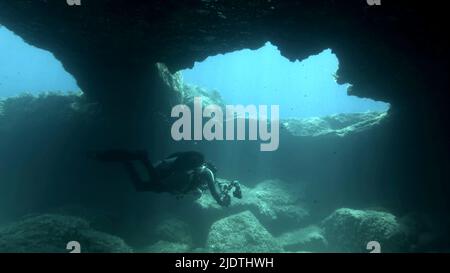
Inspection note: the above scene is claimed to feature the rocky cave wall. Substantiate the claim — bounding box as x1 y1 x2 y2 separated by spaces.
0 0 448 106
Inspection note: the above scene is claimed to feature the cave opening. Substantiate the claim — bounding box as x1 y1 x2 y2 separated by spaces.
180 42 390 120
0 26 80 99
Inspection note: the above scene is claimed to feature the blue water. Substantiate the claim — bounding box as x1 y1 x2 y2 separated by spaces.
182 42 389 118
0 26 80 99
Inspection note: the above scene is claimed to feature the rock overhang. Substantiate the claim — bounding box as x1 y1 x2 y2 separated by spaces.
0 0 447 112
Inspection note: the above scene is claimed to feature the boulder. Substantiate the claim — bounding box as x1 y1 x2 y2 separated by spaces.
276 225 328 252
49 205 116 233
206 211 283 253
196 179 308 230
154 217 193 245
140 240 191 253
250 180 308 223
0 214 132 253
321 208 408 252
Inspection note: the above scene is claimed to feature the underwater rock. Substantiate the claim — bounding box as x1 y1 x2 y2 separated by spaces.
140 240 191 253
157 63 224 107
282 112 387 137
0 214 132 253
249 180 308 223
49 205 116 234
398 212 450 252
181 84 224 108
0 93 95 137
196 179 308 228
276 225 328 253
154 217 193 246
157 63 185 98
206 210 283 253
321 208 408 253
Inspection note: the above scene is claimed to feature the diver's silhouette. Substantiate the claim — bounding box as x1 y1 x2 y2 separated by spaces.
88 150 242 207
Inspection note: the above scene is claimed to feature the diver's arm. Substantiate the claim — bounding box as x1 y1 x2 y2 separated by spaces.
199 167 231 207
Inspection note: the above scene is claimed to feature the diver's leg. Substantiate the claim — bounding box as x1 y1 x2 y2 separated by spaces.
88 149 147 162
137 153 160 182
89 149 158 179
89 149 165 192
123 161 164 193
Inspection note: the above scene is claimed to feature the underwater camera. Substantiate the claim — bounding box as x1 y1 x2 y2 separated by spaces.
0 0 449 271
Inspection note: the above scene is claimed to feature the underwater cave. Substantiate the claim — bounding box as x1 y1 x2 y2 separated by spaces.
0 0 449 256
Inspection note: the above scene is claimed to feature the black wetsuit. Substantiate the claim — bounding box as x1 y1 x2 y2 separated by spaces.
90 150 239 206
91 150 207 194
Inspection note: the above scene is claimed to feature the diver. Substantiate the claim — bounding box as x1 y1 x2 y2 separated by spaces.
88 150 242 207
